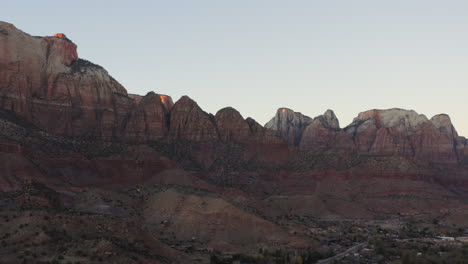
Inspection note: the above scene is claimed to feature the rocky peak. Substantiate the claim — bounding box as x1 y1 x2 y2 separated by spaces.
430 114 459 140
123 92 171 141
0 21 134 138
45 34 78 67
175 95 195 106
242 117 283 145
169 96 218 141
316 109 340 129
159 94 174 110
215 107 242 118
353 108 428 130
299 110 355 150
140 92 174 111
143 92 174 110
431 115 466 162
246 117 263 134
265 108 312 130
0 21 78 70
265 108 312 146
214 107 250 142
52 33 73 43
53 33 67 38
344 108 460 163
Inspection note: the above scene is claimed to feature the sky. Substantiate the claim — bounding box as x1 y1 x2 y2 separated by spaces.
3 0 468 135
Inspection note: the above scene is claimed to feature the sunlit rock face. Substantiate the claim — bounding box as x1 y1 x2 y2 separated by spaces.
345 109 459 163
53 33 69 39
0 21 132 138
159 95 174 111
0 21 179 141
300 110 355 151
0 22 78 83
265 108 312 146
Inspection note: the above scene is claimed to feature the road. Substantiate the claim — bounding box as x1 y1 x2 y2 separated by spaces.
317 242 368 264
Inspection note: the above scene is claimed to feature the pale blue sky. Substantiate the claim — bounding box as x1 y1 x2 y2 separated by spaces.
3 0 468 135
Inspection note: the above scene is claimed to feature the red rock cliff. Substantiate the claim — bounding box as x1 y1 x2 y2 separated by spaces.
0 21 176 141
300 110 355 151
0 21 465 165
345 109 459 163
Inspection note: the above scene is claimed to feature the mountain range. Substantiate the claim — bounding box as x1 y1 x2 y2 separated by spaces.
1 21 468 263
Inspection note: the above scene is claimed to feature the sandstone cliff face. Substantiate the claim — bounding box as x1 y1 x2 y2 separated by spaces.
299 110 355 151
430 114 465 160
458 136 467 163
169 96 218 142
123 92 173 141
345 109 426 155
215 107 251 142
0 21 132 138
246 117 284 144
431 114 459 140
264 108 312 146
53 60 132 138
0 21 180 141
214 107 282 143
319 109 340 129
265 108 464 163
345 109 459 163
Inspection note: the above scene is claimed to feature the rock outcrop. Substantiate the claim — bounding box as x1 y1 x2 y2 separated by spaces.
246 117 285 144
431 114 459 140
0 21 133 138
0 21 180 141
159 94 174 111
214 107 282 143
300 110 355 151
215 107 251 142
53 33 71 41
345 109 459 163
264 108 312 146
169 96 218 142
123 92 173 141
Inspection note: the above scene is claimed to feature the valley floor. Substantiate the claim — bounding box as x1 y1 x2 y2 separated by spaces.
1 183 468 264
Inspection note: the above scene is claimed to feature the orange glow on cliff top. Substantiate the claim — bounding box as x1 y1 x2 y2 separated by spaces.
159 95 170 103
53 33 67 39
159 95 174 109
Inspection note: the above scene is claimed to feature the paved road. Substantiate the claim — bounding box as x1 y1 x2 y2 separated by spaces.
317 242 368 264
